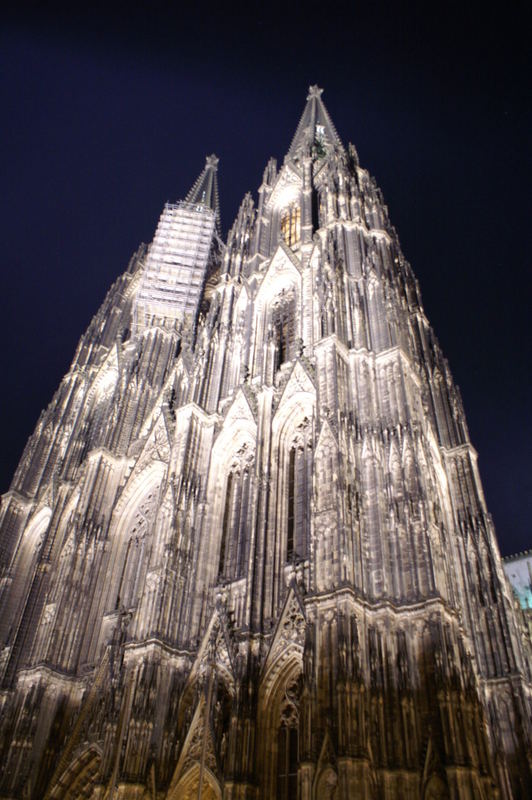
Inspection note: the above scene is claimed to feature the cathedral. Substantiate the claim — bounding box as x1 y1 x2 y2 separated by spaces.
0 86 531 799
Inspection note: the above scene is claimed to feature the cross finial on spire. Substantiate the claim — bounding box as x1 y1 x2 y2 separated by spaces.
307 85 324 100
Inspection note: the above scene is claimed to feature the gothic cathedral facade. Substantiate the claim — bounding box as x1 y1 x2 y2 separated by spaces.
0 87 530 799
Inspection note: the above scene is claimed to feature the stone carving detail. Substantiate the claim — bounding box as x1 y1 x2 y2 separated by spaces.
181 714 218 776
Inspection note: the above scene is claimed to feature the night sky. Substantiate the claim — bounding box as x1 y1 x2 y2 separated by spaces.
1 2 530 556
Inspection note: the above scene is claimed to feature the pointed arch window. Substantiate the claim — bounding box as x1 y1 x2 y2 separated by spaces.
218 448 253 581
271 291 296 372
280 205 301 249
276 681 300 799
286 420 312 562
2 509 50 646
117 535 147 611
116 487 158 611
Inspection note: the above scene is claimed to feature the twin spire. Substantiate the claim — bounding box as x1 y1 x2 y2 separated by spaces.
185 87 343 234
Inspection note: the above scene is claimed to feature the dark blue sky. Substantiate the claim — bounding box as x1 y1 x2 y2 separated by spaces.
1 2 530 555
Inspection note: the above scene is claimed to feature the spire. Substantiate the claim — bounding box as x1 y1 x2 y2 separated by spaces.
287 85 344 160
185 154 221 235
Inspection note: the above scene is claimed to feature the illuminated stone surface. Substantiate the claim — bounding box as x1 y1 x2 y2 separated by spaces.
0 88 531 799
504 551 532 639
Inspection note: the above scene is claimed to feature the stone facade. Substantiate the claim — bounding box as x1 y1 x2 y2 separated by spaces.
0 86 531 799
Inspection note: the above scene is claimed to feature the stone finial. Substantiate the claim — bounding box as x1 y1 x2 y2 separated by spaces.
307 84 324 99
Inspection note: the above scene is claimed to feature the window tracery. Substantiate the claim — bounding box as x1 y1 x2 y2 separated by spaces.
117 487 158 611
286 417 312 562
276 678 300 799
270 289 296 372
218 442 254 581
280 205 301 248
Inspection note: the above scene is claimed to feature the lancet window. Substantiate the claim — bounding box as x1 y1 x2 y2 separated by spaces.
116 486 158 611
276 680 300 799
2 509 50 645
280 205 301 249
218 443 254 581
286 418 312 561
271 290 296 372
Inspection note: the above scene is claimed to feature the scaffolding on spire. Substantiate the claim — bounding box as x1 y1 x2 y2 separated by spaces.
133 156 220 332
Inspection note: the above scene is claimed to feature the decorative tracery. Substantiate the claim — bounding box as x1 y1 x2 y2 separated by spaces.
270 289 297 372
280 205 301 249
117 486 158 611
218 442 254 581
276 677 300 799
286 417 312 562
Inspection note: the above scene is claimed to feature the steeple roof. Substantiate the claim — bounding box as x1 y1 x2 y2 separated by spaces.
185 154 221 234
287 85 344 160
